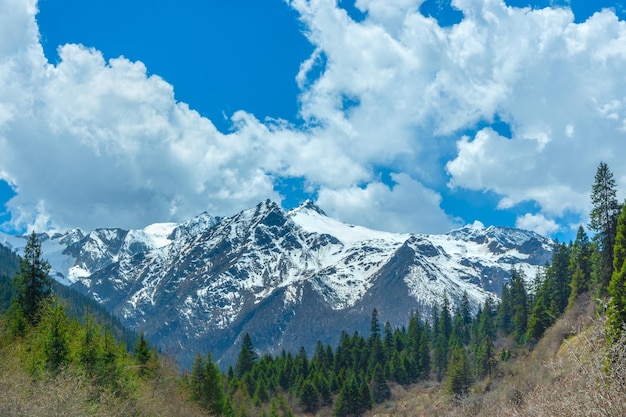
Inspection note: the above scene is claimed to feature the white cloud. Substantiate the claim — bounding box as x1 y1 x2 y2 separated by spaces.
1 0 626 236
0 27 283 230
515 212 559 236
316 173 459 234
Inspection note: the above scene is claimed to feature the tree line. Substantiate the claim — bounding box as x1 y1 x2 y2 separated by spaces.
2 161 626 416
186 161 626 416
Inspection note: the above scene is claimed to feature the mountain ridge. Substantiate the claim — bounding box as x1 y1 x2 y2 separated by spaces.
0 199 552 367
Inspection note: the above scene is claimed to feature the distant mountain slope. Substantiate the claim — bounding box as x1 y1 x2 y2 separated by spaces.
0 200 552 368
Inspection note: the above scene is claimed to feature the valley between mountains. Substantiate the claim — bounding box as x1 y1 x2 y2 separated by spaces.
0 199 552 368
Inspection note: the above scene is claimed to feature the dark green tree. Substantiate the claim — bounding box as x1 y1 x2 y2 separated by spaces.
333 374 361 417
10 232 52 327
235 333 258 377
547 243 572 315
474 336 494 378
79 311 102 375
446 344 473 396
369 308 380 337
589 162 620 291
568 226 593 308
299 379 318 414
510 269 529 340
496 282 513 335
607 203 626 343
526 285 553 341
477 297 496 340
134 332 153 377
189 353 207 403
370 363 391 404
41 299 70 373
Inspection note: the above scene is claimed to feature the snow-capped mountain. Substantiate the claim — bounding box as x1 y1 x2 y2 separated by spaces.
0 200 552 368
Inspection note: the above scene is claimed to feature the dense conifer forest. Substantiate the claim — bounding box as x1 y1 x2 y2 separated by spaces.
1 161 625 416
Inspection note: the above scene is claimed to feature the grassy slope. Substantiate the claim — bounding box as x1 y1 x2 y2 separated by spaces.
0 332 206 417
0 290 624 417
367 293 626 417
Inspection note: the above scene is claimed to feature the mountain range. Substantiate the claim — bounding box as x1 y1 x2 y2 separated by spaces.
0 200 552 368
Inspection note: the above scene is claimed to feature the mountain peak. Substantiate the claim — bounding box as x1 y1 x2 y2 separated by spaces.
289 199 327 217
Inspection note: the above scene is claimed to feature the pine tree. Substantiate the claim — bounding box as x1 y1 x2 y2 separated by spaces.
510 269 529 341
496 282 513 335
189 353 207 403
477 297 496 341
79 311 102 375
369 308 380 338
134 332 153 377
446 344 473 396
568 226 593 308
333 374 360 417
299 379 318 414
526 286 552 341
607 203 626 343
474 336 494 378
547 242 572 315
459 291 472 327
205 352 228 416
235 333 258 378
589 162 621 292
370 363 391 404
10 232 52 327
41 299 70 373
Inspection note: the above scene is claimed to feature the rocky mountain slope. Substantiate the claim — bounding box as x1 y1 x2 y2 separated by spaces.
0 200 552 367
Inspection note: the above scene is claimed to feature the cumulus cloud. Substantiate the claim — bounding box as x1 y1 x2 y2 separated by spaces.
1 0 626 236
0 29 283 230
317 173 459 234
515 213 559 236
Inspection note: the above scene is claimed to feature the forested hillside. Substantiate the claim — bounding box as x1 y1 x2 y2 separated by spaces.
1 162 626 416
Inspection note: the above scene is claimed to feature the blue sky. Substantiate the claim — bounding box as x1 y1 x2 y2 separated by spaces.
1 0 626 240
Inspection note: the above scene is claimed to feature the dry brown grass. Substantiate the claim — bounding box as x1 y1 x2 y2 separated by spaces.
0 341 207 417
366 293 626 417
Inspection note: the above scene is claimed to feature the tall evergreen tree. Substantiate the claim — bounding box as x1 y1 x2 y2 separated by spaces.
568 226 593 308
496 280 513 335
509 269 529 340
607 203 626 342
589 162 620 291
235 333 258 377
369 308 380 337
446 344 473 396
333 374 361 417
547 242 573 315
526 285 553 341
299 379 319 414
370 363 391 404
134 332 153 377
10 232 52 327
41 299 70 373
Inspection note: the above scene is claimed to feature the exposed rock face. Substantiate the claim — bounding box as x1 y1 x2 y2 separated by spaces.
0 200 552 368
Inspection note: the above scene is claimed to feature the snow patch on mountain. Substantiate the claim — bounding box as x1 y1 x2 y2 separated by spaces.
0 200 554 368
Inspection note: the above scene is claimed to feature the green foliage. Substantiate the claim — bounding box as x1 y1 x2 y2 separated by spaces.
189 351 230 415
527 243 577 341
370 363 390 404
134 332 154 377
446 344 473 396
568 226 593 308
10 232 52 327
40 299 71 373
590 161 621 292
527 284 552 341
0 244 20 312
333 374 371 417
607 203 626 343
298 379 318 413
236 333 258 378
